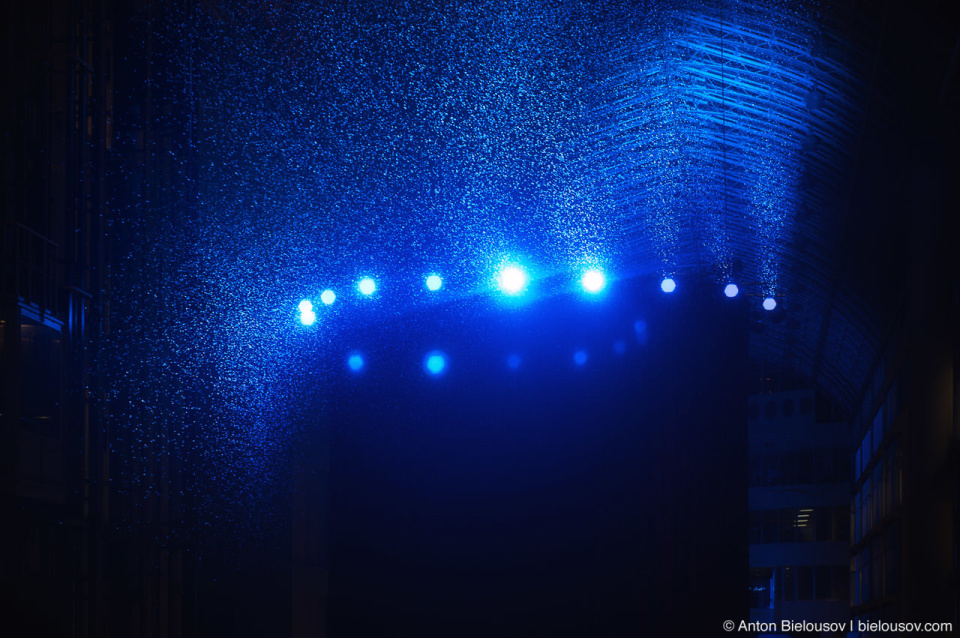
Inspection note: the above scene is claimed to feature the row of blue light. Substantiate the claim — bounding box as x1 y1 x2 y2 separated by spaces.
298 266 777 326
343 343 632 378
347 350 450 376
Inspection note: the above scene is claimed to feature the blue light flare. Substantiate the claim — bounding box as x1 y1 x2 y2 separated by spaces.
763 297 777 311
573 350 588 366
425 275 442 291
348 353 365 372
724 284 739 298
424 351 448 376
661 278 676 293
581 269 606 294
358 277 376 296
497 265 528 296
320 289 336 305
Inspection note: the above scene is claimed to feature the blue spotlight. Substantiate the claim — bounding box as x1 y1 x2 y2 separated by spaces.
347 353 365 372
573 350 588 366
763 297 777 311
581 269 606 294
634 319 648 345
298 299 313 312
424 351 448 376
507 354 522 370
497 265 528 295
425 274 442 291
661 277 677 293
320 289 336 305
358 277 376 296
299 309 316 326
724 283 739 298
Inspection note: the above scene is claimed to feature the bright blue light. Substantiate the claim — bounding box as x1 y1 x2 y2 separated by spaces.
497 265 527 295
661 278 676 293
724 283 739 298
763 297 777 311
581 269 606 293
507 354 522 369
298 299 313 312
347 353 364 372
573 350 588 366
425 274 442 291
358 277 376 296
299 310 316 326
424 351 447 376
320 289 336 305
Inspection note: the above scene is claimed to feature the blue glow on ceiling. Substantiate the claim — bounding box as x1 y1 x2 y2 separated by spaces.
133 0 873 534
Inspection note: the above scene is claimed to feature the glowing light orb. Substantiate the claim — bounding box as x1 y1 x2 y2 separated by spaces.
320 289 336 305
424 351 447 376
299 310 316 326
581 269 606 293
507 354 522 369
661 278 676 293
298 299 313 312
348 354 364 372
724 283 739 298
497 265 528 295
763 297 777 311
358 277 376 296
425 275 442 291
573 350 588 366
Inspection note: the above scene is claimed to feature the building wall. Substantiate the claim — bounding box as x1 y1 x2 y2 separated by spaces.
849 131 960 635
747 389 857 631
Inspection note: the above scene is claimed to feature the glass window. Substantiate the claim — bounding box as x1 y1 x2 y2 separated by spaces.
814 449 832 483
837 504 850 542
782 398 795 418
762 510 778 544
762 453 779 486
749 511 761 544
885 524 900 596
835 448 852 482
797 508 815 542
783 566 796 602
815 565 832 600
797 566 813 601
780 509 798 543
19 318 62 437
749 568 774 610
816 506 833 541
834 564 850 602
782 453 798 485
797 451 814 484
